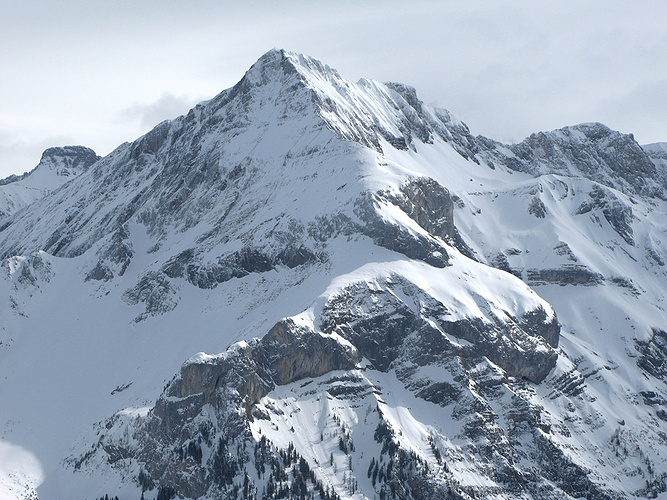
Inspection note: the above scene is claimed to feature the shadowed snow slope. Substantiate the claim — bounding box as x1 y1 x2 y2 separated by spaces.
0 50 666 500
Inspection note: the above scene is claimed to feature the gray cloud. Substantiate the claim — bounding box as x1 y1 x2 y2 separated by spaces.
118 93 202 129
593 79 667 144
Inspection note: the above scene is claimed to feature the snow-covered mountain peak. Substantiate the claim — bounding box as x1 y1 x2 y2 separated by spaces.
215 49 479 158
531 121 629 145
219 48 316 94
237 48 344 86
0 145 99 221
1 50 667 500
247 50 663 200
478 120 664 198
33 145 99 177
0 50 481 271
0 145 98 188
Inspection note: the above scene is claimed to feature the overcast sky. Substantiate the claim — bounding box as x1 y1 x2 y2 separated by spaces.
1 0 666 178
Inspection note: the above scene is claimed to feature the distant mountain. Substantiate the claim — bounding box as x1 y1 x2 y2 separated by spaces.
0 145 99 221
477 122 665 198
0 49 665 500
643 141 667 187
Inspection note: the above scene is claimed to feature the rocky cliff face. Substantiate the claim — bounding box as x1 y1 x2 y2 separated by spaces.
318 275 558 382
0 146 98 188
1 50 667 500
76 272 563 499
477 123 665 198
78 320 360 499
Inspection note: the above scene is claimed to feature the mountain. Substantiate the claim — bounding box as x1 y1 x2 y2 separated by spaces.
0 49 665 500
0 146 99 221
643 142 667 187
478 123 665 198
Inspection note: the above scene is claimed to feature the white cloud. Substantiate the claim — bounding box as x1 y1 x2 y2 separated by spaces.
117 93 202 129
593 78 667 143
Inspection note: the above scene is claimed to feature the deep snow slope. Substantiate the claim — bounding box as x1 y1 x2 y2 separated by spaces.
0 50 665 500
0 146 99 221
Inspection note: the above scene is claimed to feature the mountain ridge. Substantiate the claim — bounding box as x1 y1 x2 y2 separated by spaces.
0 49 666 500
0 145 99 221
